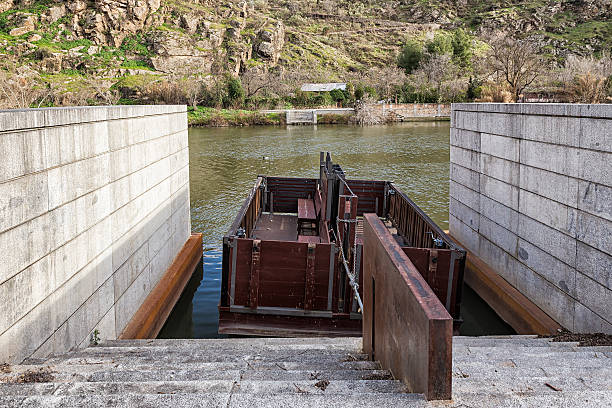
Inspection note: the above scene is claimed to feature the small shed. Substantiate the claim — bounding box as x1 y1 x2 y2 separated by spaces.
300 83 347 92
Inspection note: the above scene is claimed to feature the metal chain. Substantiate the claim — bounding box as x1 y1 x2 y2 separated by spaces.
335 219 364 313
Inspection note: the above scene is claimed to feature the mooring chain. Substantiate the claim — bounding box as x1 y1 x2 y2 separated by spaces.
334 221 364 313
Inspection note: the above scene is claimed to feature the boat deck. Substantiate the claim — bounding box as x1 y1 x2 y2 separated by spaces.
251 213 299 241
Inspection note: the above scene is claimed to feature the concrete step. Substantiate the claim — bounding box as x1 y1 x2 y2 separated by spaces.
452 390 612 408
453 375 612 393
0 392 427 408
13 358 381 373
452 337 558 347
98 337 362 348
453 365 612 380
0 379 406 396
41 351 372 368
50 345 368 359
454 352 611 368
0 394 231 408
454 344 611 356
82 343 364 356
227 393 425 407
453 347 612 360
0 365 392 384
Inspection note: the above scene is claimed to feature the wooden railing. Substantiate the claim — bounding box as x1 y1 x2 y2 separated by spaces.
387 183 461 251
227 177 263 239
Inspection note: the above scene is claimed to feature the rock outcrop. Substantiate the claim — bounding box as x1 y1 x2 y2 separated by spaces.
254 22 285 65
148 30 218 75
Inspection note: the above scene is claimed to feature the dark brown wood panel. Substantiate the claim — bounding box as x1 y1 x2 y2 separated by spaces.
402 248 462 319
347 179 386 216
267 177 317 213
218 309 361 337
233 239 253 306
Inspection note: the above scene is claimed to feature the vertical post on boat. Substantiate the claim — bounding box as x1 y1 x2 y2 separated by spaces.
319 152 325 187
304 243 317 310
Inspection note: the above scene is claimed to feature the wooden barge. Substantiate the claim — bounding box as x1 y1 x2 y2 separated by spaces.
219 153 466 336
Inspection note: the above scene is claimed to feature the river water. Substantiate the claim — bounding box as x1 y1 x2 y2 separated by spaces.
158 122 514 338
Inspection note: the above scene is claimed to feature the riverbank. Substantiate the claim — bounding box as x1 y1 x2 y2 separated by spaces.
188 106 451 127
187 107 357 127
188 107 285 127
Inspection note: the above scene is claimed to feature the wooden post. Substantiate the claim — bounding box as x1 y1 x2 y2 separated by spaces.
248 240 261 309
304 243 317 310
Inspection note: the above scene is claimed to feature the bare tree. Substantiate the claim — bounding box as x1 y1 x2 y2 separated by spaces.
560 54 612 103
182 77 206 108
367 66 406 101
0 70 48 109
412 53 458 102
485 34 544 102
241 69 276 98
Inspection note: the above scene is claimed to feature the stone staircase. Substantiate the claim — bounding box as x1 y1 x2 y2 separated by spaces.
0 337 423 407
0 336 610 407
452 335 612 407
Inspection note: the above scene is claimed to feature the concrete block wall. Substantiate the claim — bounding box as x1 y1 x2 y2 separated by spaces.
0 105 191 363
450 103 611 334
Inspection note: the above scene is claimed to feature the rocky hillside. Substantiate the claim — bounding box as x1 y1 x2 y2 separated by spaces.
0 0 610 105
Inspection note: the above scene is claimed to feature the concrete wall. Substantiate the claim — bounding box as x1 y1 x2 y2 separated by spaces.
450 103 611 334
0 105 191 363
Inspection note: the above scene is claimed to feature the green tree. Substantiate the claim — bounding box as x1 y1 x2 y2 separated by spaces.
225 77 244 107
397 39 424 74
426 32 453 56
329 89 345 102
354 84 365 100
451 28 473 68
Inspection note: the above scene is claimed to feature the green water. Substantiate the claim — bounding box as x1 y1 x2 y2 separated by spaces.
158 122 514 338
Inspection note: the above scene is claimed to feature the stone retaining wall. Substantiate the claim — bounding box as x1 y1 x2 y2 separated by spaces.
450 103 611 334
0 105 191 363
370 103 450 117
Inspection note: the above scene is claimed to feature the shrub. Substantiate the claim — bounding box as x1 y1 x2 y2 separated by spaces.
397 39 423 74
329 88 345 102
225 77 244 107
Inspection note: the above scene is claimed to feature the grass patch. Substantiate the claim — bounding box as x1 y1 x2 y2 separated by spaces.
188 106 284 127
317 113 351 124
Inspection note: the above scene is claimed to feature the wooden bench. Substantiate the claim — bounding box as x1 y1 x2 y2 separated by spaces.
297 198 317 222
297 198 318 236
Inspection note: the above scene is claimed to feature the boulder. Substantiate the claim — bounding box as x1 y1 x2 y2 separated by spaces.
45 5 67 24
39 53 62 73
226 27 240 40
0 0 13 13
67 0 87 13
150 55 215 75
180 14 200 33
9 14 37 37
149 30 212 57
254 22 285 64
257 41 275 58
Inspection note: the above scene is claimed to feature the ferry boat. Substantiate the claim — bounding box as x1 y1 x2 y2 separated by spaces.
218 152 466 336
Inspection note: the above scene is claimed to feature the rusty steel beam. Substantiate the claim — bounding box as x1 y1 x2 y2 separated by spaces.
363 214 452 401
120 233 203 339
449 234 562 335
